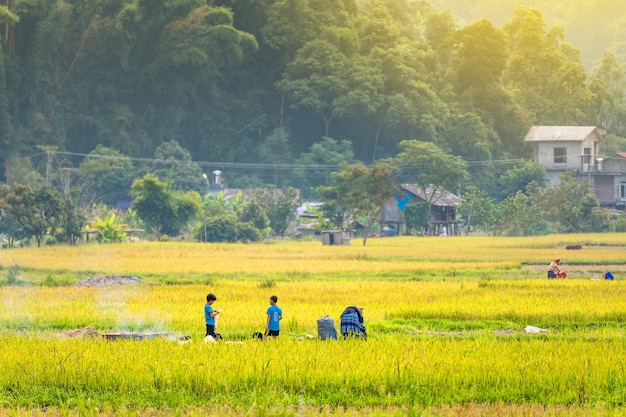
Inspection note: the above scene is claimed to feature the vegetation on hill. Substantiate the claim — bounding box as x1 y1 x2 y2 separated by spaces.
1 0 625 196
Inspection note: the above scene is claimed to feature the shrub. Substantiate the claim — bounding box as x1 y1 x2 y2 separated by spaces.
200 216 237 242
236 222 261 242
197 216 261 243
89 213 127 243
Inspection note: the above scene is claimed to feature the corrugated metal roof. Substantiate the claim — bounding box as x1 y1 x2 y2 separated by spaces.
523 126 603 142
400 184 460 207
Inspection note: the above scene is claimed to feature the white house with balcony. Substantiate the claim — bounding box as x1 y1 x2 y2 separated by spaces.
524 126 605 186
523 125 626 208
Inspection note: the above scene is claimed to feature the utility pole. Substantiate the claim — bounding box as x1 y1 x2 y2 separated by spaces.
63 168 71 196
46 150 53 187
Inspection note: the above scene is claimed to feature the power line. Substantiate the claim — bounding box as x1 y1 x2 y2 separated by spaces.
51 151 343 172
50 150 528 171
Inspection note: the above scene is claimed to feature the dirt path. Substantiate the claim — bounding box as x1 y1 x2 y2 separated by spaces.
525 264 624 278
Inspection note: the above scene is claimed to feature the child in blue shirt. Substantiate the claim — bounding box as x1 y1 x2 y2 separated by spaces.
204 293 222 339
265 295 283 339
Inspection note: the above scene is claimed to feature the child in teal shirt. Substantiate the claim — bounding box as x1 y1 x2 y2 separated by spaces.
204 293 222 339
265 295 283 339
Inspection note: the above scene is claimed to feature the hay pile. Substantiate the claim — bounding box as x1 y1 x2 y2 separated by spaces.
63 326 101 338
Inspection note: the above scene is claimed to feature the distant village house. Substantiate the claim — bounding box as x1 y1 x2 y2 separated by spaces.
524 125 626 208
381 184 461 236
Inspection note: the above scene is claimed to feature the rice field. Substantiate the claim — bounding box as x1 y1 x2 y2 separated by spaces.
2 234 626 416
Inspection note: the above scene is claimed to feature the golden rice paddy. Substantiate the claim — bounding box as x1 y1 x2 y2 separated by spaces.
1 234 626 416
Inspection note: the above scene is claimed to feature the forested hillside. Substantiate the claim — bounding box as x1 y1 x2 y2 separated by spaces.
1 0 625 196
440 0 626 69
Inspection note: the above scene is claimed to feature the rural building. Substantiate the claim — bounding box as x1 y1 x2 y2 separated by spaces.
113 196 133 211
524 126 604 186
381 184 461 236
321 230 350 245
523 125 626 208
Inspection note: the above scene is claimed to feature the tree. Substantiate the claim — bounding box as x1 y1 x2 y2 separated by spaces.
203 191 231 219
317 161 397 245
196 216 261 243
258 127 293 186
530 171 603 233
75 145 135 205
238 200 268 232
494 190 547 236
355 0 401 54
591 51 625 134
131 174 202 240
0 40 12 170
451 19 509 95
59 189 87 245
255 185 299 238
277 39 351 137
439 112 504 196
4 185 62 247
4 155 45 187
443 19 523 155
5 0 70 155
497 160 547 201
502 7 593 125
393 140 467 203
351 47 449 161
424 8 456 50
293 137 357 197
262 0 323 58
0 185 19 247
439 113 500 164
456 186 495 235
262 0 345 127
197 191 267 242
148 140 205 193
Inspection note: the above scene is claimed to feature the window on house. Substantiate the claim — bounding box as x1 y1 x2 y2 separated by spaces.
620 182 626 199
583 148 591 165
554 147 567 164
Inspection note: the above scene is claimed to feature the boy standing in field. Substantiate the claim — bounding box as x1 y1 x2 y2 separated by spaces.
265 295 283 339
205 293 222 339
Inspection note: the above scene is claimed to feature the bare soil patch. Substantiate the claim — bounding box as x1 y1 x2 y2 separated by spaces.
73 275 142 287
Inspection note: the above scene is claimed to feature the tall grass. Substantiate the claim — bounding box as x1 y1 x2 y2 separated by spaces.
1 335 626 409
3 280 626 335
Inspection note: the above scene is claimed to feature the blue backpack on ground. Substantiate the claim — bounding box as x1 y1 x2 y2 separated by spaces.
317 315 337 340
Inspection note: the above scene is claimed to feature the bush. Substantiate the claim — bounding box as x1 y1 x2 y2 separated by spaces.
236 222 261 242
203 216 237 242
197 216 262 243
